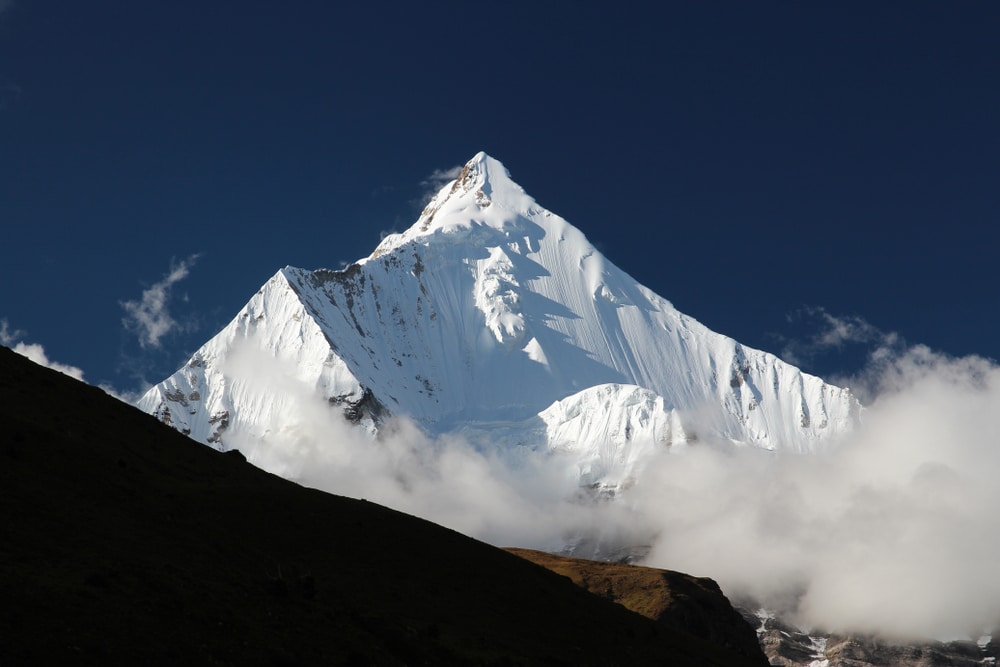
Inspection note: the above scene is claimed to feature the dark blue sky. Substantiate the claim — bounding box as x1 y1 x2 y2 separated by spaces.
2 1 998 396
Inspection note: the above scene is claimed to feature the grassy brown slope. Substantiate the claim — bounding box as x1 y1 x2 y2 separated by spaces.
506 549 767 665
0 347 763 666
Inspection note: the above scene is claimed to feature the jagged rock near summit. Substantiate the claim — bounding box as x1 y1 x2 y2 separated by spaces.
138 151 860 487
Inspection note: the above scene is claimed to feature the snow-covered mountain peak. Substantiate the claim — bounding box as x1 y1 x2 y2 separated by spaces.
370 152 544 259
437 150 525 206
140 152 861 486
451 150 498 194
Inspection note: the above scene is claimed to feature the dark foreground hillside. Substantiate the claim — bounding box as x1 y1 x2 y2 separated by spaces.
0 346 764 666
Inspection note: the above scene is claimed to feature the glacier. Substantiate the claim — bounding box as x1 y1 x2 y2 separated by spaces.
138 151 860 488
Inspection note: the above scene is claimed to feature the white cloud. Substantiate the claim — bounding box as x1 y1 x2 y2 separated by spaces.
121 255 200 349
813 311 882 348
781 306 899 365
218 338 625 551
382 164 466 244
1 319 86 381
418 165 463 205
98 383 142 405
0 318 22 345
777 307 906 402
11 342 86 382
635 345 1000 639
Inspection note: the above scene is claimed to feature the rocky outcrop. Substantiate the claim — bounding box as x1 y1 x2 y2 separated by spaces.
508 548 769 665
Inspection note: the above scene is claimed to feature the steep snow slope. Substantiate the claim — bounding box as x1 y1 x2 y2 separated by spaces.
139 152 859 478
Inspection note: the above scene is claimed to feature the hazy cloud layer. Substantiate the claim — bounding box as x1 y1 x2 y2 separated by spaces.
121 255 200 349
214 331 1000 640
220 341 624 550
1 319 86 381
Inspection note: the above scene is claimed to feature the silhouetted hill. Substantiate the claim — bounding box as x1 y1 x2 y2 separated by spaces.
0 346 764 665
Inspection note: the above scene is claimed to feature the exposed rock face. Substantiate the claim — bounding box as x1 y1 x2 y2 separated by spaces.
824 636 985 666
508 548 769 666
738 606 999 667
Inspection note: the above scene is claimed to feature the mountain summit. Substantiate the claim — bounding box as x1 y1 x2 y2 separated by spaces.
374 151 531 247
139 153 859 488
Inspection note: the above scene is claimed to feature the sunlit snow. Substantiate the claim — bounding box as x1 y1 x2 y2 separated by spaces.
139 152 859 466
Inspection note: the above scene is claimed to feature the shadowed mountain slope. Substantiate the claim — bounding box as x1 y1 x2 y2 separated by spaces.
0 347 764 666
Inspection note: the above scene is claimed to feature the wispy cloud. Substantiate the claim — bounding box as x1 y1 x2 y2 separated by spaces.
780 306 899 363
418 165 463 205
776 306 907 401
0 0 13 17
1 319 86 382
0 319 23 346
378 164 466 247
121 255 200 349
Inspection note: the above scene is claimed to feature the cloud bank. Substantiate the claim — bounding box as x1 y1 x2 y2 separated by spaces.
121 255 200 349
212 322 1000 640
636 344 1000 639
